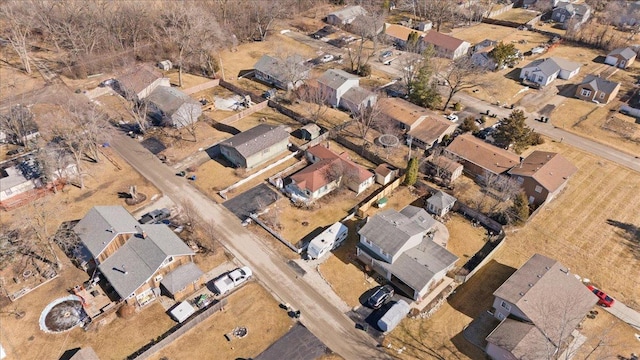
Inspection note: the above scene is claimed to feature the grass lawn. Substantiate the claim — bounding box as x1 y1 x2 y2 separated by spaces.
445 213 489 268
492 8 540 24
149 283 294 360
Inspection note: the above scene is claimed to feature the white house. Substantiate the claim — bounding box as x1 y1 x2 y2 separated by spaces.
326 5 367 25
317 69 360 107
356 206 458 301
146 86 202 129
604 47 637 69
519 57 580 86
116 64 170 100
426 191 456 217
0 160 42 202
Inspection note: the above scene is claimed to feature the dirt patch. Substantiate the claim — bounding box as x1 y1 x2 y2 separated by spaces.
148 283 294 360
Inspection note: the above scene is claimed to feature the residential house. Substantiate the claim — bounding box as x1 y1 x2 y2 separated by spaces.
356 205 458 301
575 75 620 104
378 98 457 149
0 159 43 202
317 69 359 108
219 124 290 169
254 54 310 90
73 206 204 307
374 163 397 185
508 151 577 207
115 64 170 100
426 191 456 217
519 57 580 87
486 254 597 359
471 50 497 70
384 23 425 49
147 86 202 129
286 145 374 202
445 133 521 180
340 86 377 113
604 47 637 69
427 155 464 183
552 2 591 29
472 39 497 54
422 31 470 60
326 5 367 25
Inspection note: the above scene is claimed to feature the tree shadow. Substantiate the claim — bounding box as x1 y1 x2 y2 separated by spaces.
606 219 640 257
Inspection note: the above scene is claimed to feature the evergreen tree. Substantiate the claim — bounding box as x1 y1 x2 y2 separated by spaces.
510 192 530 225
460 116 479 134
493 109 538 154
489 42 518 69
408 65 441 109
404 157 419 186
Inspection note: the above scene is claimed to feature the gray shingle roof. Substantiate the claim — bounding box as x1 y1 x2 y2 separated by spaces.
493 254 597 346
73 206 140 258
580 74 620 95
254 54 309 84
220 124 290 159
549 57 581 72
609 47 637 60
486 318 552 358
116 64 163 95
147 86 198 116
98 225 194 299
328 5 367 22
255 323 328 360
358 206 436 258
161 262 204 295
69 347 100 360
427 191 457 210
557 2 590 16
340 86 374 105
317 69 358 91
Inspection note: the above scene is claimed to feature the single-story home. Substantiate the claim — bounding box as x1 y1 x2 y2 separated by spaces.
384 23 425 50
286 145 374 203
445 133 520 180
471 50 497 70
0 159 43 202
472 39 497 54
219 124 290 169
374 163 397 185
326 5 367 25
604 47 637 69
519 57 580 87
340 86 377 113
552 2 591 29
74 206 204 307
115 64 170 100
426 191 456 217
574 75 621 104
146 86 202 129
427 155 463 183
508 150 577 207
486 254 597 359
357 205 458 301
422 31 470 60
254 54 310 90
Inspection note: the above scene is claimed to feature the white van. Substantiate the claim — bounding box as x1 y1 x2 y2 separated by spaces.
307 222 348 260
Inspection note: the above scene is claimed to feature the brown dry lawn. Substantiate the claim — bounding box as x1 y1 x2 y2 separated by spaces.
446 213 489 268
149 283 294 360
0 63 46 102
165 70 214 90
448 23 548 46
492 8 540 24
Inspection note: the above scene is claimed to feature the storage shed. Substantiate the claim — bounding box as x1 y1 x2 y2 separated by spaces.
170 301 196 323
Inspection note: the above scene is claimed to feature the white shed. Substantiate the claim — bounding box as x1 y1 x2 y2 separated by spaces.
158 60 173 71
170 301 196 323
377 300 410 332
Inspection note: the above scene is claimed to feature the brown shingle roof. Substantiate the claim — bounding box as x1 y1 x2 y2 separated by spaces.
422 31 465 52
429 155 462 174
379 97 433 129
508 151 577 192
385 23 425 41
408 116 456 145
446 134 520 175
116 64 163 95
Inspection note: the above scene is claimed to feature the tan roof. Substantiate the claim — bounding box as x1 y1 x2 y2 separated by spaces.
446 134 520 175
508 151 577 192
408 116 456 145
385 23 425 41
375 163 396 177
429 155 462 174
485 318 552 358
493 254 597 347
116 64 163 95
292 145 372 192
379 97 435 129
422 31 466 52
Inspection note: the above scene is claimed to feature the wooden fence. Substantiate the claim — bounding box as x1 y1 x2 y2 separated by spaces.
355 176 405 218
218 100 269 125
484 3 513 18
183 79 220 95
131 299 228 359
452 201 504 234
455 234 506 283
219 80 263 104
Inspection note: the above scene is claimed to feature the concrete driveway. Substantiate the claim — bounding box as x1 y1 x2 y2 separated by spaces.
604 301 640 331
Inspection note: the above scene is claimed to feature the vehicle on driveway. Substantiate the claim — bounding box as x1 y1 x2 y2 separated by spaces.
320 54 334 63
367 285 394 309
381 50 392 58
213 266 252 295
446 113 459 122
587 285 615 307
139 208 171 224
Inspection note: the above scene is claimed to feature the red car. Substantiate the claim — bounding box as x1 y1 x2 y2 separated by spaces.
587 285 615 307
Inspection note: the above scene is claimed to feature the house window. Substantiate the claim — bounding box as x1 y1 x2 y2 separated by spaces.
535 185 543 193
364 238 372 245
516 176 524 184
581 89 592 97
154 275 163 283
537 76 543 82
599 92 605 99
500 301 511 311
161 256 174 268
497 312 506 320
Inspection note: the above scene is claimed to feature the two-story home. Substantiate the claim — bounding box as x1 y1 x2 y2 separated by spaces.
520 57 581 87
74 206 204 306
552 2 591 29
146 86 202 129
253 54 310 90
445 133 521 181
604 47 637 69
508 151 577 207
422 31 470 60
317 69 375 112
378 98 457 149
574 75 621 104
286 145 373 203
356 206 458 301
115 64 170 101
486 254 597 359
219 124 290 169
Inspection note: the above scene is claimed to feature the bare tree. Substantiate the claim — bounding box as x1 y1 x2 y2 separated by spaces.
346 11 386 75
352 102 384 151
438 57 482 111
19 196 63 269
0 1 34 74
249 0 288 42
129 99 150 134
425 0 456 32
296 83 330 123
0 105 37 149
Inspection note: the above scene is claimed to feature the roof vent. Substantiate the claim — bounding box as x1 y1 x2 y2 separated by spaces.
545 266 550 270
528 283 533 287
519 292 524 296
537 274 542 278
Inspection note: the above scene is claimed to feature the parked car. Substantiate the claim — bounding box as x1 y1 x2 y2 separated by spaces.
213 266 252 295
139 208 171 224
446 113 459 122
381 50 393 58
320 54 334 63
587 285 615 307
367 285 394 309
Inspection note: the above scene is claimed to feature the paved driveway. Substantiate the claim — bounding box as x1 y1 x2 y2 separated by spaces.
604 301 640 331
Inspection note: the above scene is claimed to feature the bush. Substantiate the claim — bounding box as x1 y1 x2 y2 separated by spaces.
404 157 418 186
357 64 372 77
453 102 462 111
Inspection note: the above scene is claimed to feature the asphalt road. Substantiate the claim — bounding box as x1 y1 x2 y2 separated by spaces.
110 134 390 360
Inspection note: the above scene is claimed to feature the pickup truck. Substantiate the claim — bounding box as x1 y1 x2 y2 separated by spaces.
139 208 171 224
213 267 252 295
